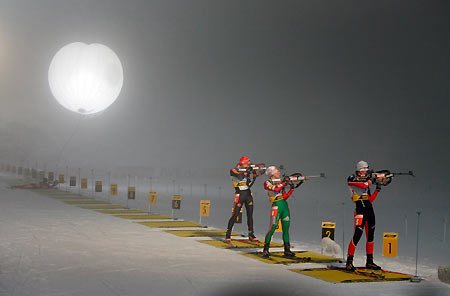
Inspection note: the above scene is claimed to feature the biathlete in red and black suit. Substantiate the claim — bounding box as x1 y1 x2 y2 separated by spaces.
225 156 258 242
346 160 382 271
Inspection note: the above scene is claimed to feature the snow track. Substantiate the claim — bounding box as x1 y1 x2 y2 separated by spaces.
0 175 448 296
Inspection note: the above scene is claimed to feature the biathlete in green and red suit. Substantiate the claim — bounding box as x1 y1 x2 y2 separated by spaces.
262 166 297 257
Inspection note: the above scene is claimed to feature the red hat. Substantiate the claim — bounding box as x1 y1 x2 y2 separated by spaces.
239 156 251 166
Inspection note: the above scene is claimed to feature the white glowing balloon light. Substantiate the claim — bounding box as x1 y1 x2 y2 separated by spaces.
48 42 123 115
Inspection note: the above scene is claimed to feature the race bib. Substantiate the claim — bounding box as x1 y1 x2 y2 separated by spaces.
354 214 364 226
271 206 278 217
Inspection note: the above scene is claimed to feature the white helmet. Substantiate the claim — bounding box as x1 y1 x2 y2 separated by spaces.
266 166 278 177
356 160 369 171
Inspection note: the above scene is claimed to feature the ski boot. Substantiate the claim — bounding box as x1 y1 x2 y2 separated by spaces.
224 229 231 243
262 243 271 257
365 254 381 270
248 232 258 242
283 242 296 258
345 255 356 272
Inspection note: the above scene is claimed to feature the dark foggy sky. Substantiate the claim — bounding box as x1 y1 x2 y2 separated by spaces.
0 0 449 185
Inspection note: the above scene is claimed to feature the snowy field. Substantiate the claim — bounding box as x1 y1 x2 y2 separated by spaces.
0 174 449 295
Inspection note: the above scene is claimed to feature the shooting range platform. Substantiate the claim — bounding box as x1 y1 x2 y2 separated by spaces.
165 229 240 237
290 267 412 283
78 205 126 209
241 251 339 265
114 214 172 220
137 221 202 228
44 192 82 196
199 239 283 249
50 196 92 199
63 200 111 205
96 209 147 214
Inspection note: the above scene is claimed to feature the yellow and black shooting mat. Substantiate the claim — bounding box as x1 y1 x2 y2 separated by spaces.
240 251 340 265
137 221 202 228
164 229 240 237
290 267 412 283
199 239 284 249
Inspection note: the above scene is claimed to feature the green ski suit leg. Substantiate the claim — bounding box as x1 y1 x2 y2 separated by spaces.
264 199 290 244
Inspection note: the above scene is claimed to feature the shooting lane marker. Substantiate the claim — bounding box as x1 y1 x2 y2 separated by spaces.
95 181 103 193
148 191 157 214
199 200 210 225
383 233 398 257
172 195 182 219
58 174 65 184
322 222 336 240
81 178 88 189
110 184 118 196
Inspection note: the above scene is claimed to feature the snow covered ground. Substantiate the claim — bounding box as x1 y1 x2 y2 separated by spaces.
0 174 449 296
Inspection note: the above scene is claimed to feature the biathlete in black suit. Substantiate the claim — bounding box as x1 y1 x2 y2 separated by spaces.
346 160 382 271
226 156 258 242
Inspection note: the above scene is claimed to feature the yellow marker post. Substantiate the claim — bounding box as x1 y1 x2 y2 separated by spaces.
110 184 118 196
24 168 30 177
383 232 398 257
149 191 157 204
200 200 210 217
95 181 102 192
59 174 65 183
275 219 283 233
321 222 336 240
172 195 182 218
199 200 210 225
148 191 157 214
70 176 76 187
39 171 45 181
81 178 88 189
128 187 136 200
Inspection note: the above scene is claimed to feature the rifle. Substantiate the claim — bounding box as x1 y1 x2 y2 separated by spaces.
283 172 326 188
371 170 415 186
238 163 267 176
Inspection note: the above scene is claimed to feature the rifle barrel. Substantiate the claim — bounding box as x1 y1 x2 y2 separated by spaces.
307 174 325 179
393 171 415 177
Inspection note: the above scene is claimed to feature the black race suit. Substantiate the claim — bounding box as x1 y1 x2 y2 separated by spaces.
227 167 256 235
